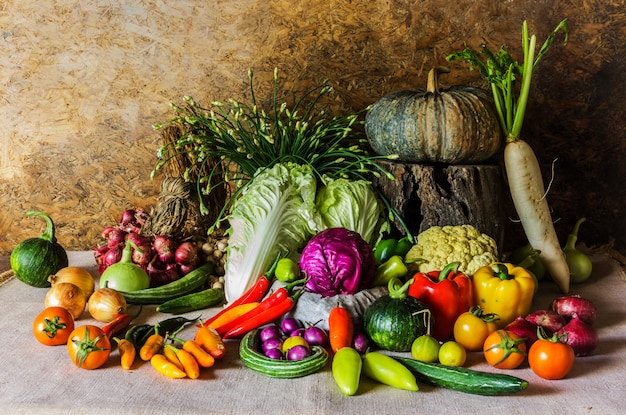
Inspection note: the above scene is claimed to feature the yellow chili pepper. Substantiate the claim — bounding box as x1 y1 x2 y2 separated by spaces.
472 262 536 328
150 354 187 379
166 345 200 379
163 344 184 371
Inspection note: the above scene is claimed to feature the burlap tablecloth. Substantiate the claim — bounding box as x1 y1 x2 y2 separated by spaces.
1 251 625 415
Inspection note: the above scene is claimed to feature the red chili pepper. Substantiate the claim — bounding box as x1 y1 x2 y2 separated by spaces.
223 288 305 339
407 262 474 341
102 314 133 340
215 284 290 337
202 267 274 328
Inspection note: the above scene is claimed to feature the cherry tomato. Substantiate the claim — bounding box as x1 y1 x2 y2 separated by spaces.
438 341 467 367
33 306 75 346
453 306 499 352
483 329 527 369
67 325 111 369
529 336 575 380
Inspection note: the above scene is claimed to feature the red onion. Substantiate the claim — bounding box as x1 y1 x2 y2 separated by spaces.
125 232 151 248
557 314 599 356
177 263 198 276
550 295 597 325
153 235 176 263
147 258 179 287
104 227 126 248
93 245 109 274
102 245 122 268
119 209 136 227
505 316 540 349
132 243 153 265
525 310 566 333
352 332 370 354
175 241 199 266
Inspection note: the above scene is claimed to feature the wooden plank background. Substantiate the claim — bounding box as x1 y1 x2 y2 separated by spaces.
1 0 624 257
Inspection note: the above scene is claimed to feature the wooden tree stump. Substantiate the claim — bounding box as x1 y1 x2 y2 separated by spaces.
372 160 506 251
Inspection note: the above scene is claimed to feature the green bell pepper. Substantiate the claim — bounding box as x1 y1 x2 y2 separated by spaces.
371 255 408 287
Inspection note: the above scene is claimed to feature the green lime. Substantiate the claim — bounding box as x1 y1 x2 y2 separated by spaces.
411 335 440 363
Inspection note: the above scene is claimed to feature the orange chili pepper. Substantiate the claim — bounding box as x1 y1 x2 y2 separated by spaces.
195 323 226 359
113 337 136 370
166 345 200 379
329 305 354 353
181 339 215 368
140 332 165 361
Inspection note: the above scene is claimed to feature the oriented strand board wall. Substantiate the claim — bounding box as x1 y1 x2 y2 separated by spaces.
1 0 625 256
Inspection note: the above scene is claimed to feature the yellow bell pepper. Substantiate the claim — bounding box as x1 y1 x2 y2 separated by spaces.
472 262 536 328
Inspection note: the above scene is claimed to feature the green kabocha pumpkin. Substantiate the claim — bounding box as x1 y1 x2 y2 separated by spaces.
10 211 68 287
365 67 502 164
363 278 433 352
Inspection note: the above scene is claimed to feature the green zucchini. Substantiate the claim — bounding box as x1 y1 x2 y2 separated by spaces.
156 287 224 314
394 356 529 396
239 328 329 378
118 263 213 305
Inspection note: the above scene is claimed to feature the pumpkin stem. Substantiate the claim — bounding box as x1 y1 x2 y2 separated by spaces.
426 67 451 94
26 211 57 243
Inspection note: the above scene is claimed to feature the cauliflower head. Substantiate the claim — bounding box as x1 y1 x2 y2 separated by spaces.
405 225 499 276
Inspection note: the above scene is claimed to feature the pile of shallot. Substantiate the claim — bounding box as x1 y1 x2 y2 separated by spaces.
93 208 226 288
506 294 599 356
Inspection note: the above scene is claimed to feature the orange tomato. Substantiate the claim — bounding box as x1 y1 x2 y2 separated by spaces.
483 329 527 369
67 325 111 369
33 306 75 346
529 338 575 380
453 307 499 352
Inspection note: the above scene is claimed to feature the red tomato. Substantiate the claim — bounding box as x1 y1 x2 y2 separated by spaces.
33 306 75 346
483 329 527 369
529 338 575 380
67 325 111 369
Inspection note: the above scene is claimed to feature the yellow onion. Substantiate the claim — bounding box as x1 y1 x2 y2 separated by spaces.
88 287 127 323
45 282 87 320
48 266 96 299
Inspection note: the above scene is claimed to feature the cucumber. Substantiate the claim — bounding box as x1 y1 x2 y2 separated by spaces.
118 263 213 305
239 328 329 378
156 287 224 314
394 357 529 396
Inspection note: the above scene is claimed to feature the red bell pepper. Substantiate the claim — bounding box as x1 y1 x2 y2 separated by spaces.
408 262 473 341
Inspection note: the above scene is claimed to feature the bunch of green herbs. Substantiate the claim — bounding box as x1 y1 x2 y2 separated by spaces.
152 68 396 230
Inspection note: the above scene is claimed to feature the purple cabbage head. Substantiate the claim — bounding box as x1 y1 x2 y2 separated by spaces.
299 227 376 296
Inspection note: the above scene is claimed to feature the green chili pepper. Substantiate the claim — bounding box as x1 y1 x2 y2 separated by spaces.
395 236 413 258
373 238 398 264
332 347 362 396
370 255 408 287
125 324 153 349
362 351 419 391
275 257 300 283
374 237 414 263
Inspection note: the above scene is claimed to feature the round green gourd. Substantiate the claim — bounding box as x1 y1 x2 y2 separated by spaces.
363 278 433 352
365 67 502 164
10 211 68 288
